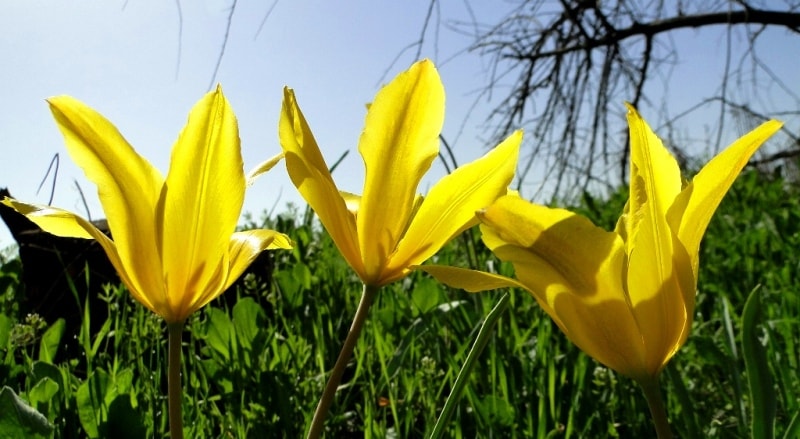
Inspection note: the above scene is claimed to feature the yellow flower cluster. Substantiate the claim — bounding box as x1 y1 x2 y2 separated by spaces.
2 59 782 438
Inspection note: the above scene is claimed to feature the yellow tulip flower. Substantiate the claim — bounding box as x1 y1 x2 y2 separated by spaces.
3 87 292 324
422 105 781 383
282 59 521 438
280 59 521 287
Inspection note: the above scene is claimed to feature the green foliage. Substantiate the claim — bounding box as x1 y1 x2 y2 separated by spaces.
0 385 53 437
0 168 797 437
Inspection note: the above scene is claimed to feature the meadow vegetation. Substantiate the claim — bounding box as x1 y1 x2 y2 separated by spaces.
0 166 798 438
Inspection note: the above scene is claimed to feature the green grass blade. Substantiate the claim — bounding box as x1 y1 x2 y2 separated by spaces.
723 296 747 431
741 286 775 439
429 292 509 439
782 410 800 439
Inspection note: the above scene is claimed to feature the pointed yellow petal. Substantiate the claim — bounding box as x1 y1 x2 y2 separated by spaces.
357 59 444 281
621 105 696 377
246 152 284 186
668 119 782 274
158 86 244 321
623 105 682 307
625 204 696 377
387 131 522 281
623 104 682 248
479 196 648 377
227 230 292 287
47 96 165 305
3 197 92 239
479 195 625 300
183 229 293 316
280 87 364 276
1 198 160 315
416 265 526 292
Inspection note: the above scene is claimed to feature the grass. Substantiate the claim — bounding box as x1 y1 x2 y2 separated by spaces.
0 166 798 437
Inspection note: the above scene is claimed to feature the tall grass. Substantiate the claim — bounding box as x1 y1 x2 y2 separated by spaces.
0 167 798 437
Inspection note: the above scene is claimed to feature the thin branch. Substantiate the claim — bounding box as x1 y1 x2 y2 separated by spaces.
506 9 800 61
254 0 280 40
208 0 238 91
174 0 183 80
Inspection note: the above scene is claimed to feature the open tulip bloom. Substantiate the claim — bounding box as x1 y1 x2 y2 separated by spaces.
421 105 781 437
2 87 292 439
279 59 521 437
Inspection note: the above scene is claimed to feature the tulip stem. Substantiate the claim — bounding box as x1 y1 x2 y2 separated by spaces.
306 284 379 439
167 321 184 439
639 375 673 439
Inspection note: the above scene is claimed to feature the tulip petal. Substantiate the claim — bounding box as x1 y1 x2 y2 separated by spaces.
47 96 165 305
184 229 293 314
246 152 285 186
159 86 243 321
357 59 444 281
479 196 649 376
622 104 682 246
280 87 364 275
624 106 694 376
668 119 782 275
479 196 625 299
387 131 522 283
0 198 159 314
415 265 526 292
626 204 695 377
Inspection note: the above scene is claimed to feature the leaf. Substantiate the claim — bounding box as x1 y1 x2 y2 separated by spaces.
204 307 234 360
232 297 265 351
27 377 59 418
0 385 54 437
476 394 515 427
38 318 65 364
741 287 776 439
410 275 441 315
275 262 311 308
76 369 114 438
0 313 10 349
105 394 146 439
32 361 62 391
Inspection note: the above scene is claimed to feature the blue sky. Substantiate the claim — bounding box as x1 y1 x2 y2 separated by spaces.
0 1 514 248
1 1 797 249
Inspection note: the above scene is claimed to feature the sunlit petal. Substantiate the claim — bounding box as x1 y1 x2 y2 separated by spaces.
478 195 646 376
388 131 522 282
0 198 158 314
246 152 285 186
479 195 625 299
158 86 243 320
619 106 686 374
668 119 782 275
47 96 165 303
416 265 526 292
280 87 364 276
625 207 693 376
179 229 293 315
357 59 444 280
624 104 682 250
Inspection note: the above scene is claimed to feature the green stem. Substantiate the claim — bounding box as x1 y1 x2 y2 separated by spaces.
429 292 510 439
306 284 379 439
638 375 673 439
168 321 185 439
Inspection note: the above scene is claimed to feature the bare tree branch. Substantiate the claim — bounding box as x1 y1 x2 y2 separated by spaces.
207 0 238 91
456 0 800 201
